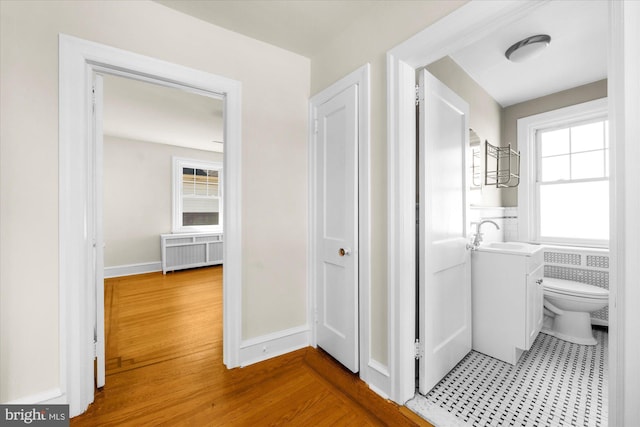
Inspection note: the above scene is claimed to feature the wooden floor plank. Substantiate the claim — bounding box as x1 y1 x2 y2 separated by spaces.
71 266 431 426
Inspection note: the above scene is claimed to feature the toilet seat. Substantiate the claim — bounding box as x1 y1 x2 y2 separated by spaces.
543 278 608 299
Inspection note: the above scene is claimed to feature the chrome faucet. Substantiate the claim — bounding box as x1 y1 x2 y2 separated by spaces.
468 220 500 249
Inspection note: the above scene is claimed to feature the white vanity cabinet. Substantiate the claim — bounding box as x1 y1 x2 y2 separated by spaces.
471 242 544 365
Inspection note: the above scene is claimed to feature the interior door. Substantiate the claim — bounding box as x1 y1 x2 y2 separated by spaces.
418 69 471 393
315 84 359 373
92 73 106 388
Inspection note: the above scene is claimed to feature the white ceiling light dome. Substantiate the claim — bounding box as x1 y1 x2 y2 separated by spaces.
505 34 551 63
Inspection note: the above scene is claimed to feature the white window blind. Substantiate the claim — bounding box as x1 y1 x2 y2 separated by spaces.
173 158 223 233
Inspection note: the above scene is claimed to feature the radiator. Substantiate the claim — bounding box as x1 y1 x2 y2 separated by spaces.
543 250 609 326
161 232 223 274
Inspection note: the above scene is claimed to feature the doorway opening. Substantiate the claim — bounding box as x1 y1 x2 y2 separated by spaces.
411 2 610 422
59 34 242 416
387 0 621 424
99 72 225 381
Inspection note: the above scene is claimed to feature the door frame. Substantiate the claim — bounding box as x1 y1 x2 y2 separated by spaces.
92 73 105 389
59 34 243 417
308 64 381 390
386 1 639 424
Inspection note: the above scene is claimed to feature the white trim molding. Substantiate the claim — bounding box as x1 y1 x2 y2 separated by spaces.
308 64 374 389
386 0 546 405
609 1 640 424
517 98 608 245
366 360 391 400
104 262 162 278
59 34 242 417
4 389 64 406
239 326 310 367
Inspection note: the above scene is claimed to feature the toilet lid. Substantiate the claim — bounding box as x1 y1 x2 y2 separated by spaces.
543 278 609 298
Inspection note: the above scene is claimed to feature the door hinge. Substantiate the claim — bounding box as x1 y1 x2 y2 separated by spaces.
314 118 319 135
414 338 423 359
415 84 420 106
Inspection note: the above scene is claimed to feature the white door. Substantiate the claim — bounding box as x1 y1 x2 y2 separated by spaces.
418 69 471 393
92 73 106 388
314 84 359 373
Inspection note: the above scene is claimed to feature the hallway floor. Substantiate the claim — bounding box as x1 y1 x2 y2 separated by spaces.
71 267 425 426
408 328 607 427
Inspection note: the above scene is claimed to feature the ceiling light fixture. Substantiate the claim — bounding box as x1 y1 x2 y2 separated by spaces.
505 34 551 63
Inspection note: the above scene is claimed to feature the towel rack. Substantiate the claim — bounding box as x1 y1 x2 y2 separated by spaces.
485 141 520 188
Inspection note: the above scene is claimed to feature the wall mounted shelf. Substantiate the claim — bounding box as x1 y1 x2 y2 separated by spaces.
485 141 520 188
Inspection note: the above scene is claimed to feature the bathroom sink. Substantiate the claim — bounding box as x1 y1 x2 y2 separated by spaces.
476 241 542 256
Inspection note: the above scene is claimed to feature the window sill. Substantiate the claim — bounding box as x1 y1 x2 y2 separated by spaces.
529 242 609 254
169 229 223 235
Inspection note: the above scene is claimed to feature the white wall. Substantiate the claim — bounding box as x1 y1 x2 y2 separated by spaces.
427 60 608 210
104 136 222 268
426 56 503 207
0 0 309 403
501 79 607 207
310 0 466 368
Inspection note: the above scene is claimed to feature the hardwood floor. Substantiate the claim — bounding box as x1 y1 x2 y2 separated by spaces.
71 266 431 426
104 268 221 375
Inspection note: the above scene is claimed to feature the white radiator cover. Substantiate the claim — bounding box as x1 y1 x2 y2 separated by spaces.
161 232 223 274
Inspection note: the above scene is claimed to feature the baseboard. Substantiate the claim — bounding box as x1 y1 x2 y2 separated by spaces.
365 359 391 400
104 262 162 278
239 325 310 367
4 388 63 405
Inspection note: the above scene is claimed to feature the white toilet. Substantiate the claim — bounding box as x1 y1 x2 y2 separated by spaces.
542 278 609 345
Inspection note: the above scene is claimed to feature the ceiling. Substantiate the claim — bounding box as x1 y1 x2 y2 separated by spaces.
449 0 607 107
103 74 224 152
104 1 607 143
156 0 608 108
156 0 379 58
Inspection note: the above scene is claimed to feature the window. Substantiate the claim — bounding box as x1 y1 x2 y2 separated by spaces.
173 157 223 233
518 98 608 247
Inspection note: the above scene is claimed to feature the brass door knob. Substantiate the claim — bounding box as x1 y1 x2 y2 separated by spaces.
338 248 351 256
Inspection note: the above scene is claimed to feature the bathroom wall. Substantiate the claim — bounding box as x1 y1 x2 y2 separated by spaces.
310 0 466 369
469 207 518 243
500 79 608 207
103 135 222 270
426 57 503 207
